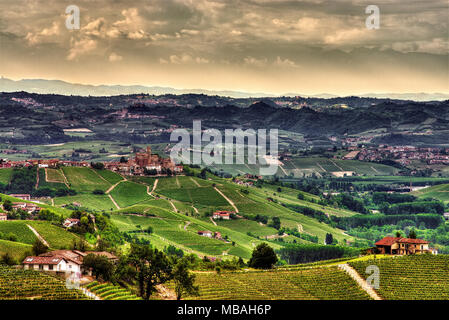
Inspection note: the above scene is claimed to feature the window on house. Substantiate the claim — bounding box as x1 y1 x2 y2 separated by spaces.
49 265 53 270
39 265 43 270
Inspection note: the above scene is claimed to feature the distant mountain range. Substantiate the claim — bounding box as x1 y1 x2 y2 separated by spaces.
1 77 448 101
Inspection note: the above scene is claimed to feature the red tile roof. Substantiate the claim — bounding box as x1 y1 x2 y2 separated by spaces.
375 236 429 246
398 238 429 244
22 256 65 265
375 236 400 246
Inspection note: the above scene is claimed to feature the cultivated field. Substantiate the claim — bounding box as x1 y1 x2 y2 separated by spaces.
350 255 449 300
0 265 87 300
169 267 371 300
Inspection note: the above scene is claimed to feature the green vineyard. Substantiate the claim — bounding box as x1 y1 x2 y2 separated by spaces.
349 255 449 300
169 267 371 300
84 281 141 300
0 265 88 300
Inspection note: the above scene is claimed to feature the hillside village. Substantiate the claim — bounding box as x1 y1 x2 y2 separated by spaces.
0 146 183 176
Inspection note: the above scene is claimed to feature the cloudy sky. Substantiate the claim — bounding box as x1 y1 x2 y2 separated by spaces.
0 0 447 95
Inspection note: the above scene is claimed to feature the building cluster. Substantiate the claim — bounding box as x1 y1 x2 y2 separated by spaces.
0 159 89 169
212 211 234 220
11 202 41 214
197 230 222 240
104 146 182 176
0 146 182 176
347 145 449 166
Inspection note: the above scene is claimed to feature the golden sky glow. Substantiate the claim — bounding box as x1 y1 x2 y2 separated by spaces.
0 0 447 95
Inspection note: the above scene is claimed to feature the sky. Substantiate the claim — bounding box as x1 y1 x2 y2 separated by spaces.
0 0 447 95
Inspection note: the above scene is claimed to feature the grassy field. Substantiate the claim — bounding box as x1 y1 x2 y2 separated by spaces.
0 239 32 262
412 183 449 203
350 255 449 300
0 221 37 244
0 168 13 184
94 169 124 185
62 167 111 193
167 267 371 300
281 158 399 177
110 181 151 208
54 194 116 211
339 175 449 186
0 220 80 249
38 169 68 190
210 157 399 177
27 221 80 249
46 168 66 183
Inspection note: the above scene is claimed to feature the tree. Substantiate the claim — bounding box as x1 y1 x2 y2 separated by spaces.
325 233 334 245
173 259 199 300
1 252 16 265
269 217 281 230
395 231 402 238
90 162 105 170
83 254 114 282
3 200 12 212
128 244 173 300
32 238 48 256
248 243 278 269
408 229 417 239
120 156 127 163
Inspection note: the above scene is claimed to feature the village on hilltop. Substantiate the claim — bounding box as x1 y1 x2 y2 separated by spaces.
0 146 183 176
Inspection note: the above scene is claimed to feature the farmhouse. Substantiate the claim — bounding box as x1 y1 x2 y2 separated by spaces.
10 194 31 200
212 211 233 220
22 250 118 275
0 213 7 221
374 236 432 255
198 230 213 238
63 218 80 228
22 256 75 273
12 202 41 214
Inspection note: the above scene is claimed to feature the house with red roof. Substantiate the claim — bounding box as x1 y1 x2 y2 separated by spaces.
374 236 433 255
63 218 80 228
22 250 118 276
212 211 233 220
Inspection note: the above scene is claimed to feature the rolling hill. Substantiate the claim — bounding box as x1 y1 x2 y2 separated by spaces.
0 166 361 260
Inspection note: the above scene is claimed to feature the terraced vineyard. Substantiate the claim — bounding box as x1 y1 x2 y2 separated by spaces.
84 281 141 300
349 255 449 300
169 267 371 300
0 265 88 300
